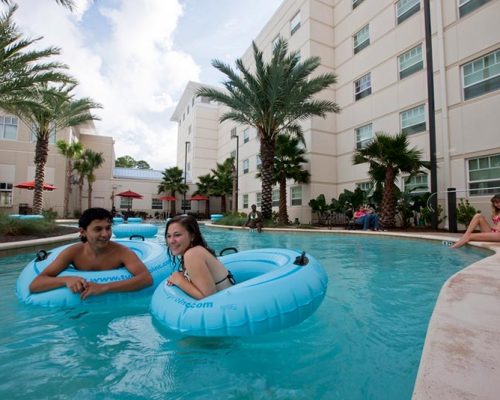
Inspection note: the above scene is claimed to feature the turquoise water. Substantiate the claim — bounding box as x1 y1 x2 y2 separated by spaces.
0 228 488 400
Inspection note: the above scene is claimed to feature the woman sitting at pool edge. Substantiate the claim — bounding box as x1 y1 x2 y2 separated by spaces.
165 215 235 299
29 207 153 299
451 194 500 248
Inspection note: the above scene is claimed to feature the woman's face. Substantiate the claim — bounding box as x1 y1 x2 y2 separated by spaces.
493 198 500 210
166 222 193 256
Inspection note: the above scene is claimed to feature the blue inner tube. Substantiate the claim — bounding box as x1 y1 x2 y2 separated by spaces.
127 217 143 224
16 240 173 307
113 224 158 238
150 248 328 336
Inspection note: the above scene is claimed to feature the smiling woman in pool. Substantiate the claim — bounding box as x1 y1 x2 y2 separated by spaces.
165 215 235 299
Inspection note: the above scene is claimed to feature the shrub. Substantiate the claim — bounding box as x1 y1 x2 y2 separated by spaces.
0 213 56 236
456 198 478 227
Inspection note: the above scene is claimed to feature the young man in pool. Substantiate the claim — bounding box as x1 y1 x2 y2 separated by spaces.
29 207 153 299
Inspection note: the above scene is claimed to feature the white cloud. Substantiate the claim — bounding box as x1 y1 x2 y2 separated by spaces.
8 0 200 170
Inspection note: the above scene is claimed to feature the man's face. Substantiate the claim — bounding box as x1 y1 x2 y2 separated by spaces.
80 219 112 247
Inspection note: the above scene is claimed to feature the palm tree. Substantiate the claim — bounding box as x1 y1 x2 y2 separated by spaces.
16 84 100 214
79 149 104 209
353 132 430 228
271 134 310 224
196 173 217 217
0 6 73 112
197 38 339 220
211 158 234 214
157 167 188 216
56 139 82 217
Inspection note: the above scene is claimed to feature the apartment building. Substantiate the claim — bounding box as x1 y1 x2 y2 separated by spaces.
172 0 500 224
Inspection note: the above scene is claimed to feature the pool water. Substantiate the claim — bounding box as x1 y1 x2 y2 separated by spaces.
0 228 488 400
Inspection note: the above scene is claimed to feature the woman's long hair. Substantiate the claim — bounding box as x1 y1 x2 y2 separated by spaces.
491 194 500 216
165 215 215 270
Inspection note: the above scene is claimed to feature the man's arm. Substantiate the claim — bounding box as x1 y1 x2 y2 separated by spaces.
80 247 152 299
29 246 88 294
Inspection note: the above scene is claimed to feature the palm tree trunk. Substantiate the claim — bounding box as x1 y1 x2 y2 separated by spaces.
221 195 227 213
381 166 396 227
64 158 72 218
87 182 93 209
33 136 49 215
170 191 176 215
278 175 289 224
78 178 84 213
205 199 210 218
260 135 275 220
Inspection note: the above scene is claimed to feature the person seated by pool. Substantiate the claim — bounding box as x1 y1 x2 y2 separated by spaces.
353 205 380 231
451 194 500 249
29 207 153 299
165 215 235 300
245 204 263 232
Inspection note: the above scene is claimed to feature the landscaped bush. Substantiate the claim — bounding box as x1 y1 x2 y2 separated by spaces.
0 213 56 236
456 198 478 227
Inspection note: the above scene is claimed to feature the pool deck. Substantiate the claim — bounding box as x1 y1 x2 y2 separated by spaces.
1 224 499 399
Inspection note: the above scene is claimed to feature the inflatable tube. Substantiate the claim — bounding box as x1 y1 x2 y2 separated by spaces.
150 248 328 336
210 214 223 223
113 217 124 224
113 223 158 238
16 239 173 307
127 217 143 224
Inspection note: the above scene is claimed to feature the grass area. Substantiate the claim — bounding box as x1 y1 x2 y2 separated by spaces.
0 213 58 236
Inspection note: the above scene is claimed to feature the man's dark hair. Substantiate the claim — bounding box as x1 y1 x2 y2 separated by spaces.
79 207 113 230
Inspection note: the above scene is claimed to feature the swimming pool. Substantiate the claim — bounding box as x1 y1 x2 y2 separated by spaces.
0 227 488 399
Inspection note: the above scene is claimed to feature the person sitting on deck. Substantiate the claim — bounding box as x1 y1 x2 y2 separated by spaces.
451 194 500 249
245 204 263 233
353 205 380 231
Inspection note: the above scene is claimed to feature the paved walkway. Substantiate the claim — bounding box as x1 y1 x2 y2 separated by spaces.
1 224 499 399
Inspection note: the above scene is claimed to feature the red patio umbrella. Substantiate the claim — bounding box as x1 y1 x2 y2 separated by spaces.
189 194 209 201
159 195 176 201
116 190 143 199
15 180 56 191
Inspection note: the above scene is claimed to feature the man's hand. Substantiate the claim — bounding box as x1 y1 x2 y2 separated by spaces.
80 282 107 299
65 277 89 294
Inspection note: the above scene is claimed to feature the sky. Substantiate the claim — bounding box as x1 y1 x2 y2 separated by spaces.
5 0 283 170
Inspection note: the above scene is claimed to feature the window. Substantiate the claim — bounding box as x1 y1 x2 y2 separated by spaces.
188 125 191 135
256 192 262 207
243 128 250 143
230 127 237 139
0 182 13 207
151 198 163 210
30 123 57 144
243 194 249 209
120 197 132 209
399 44 423 79
353 25 370 54
0 115 18 140
396 0 420 24
462 49 500 100
353 0 364 9
459 0 491 18
290 11 301 35
192 97 195 106
256 155 262 169
187 105 190 115
272 190 279 207
182 199 191 211
355 123 373 149
356 181 373 193
291 186 302 206
230 150 236 159
243 159 249 174
401 104 426 135
355 73 372 101
468 154 500 196
404 174 429 193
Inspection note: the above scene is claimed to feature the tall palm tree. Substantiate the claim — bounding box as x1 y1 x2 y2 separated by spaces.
56 139 82 217
0 6 73 112
271 134 310 224
196 173 217 217
79 149 104 209
211 158 234 214
353 132 429 228
197 38 339 220
157 166 188 216
16 84 101 214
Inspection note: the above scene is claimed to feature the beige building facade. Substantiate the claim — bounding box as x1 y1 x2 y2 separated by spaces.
173 0 500 224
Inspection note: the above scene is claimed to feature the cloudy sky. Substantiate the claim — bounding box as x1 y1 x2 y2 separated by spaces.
6 0 282 170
